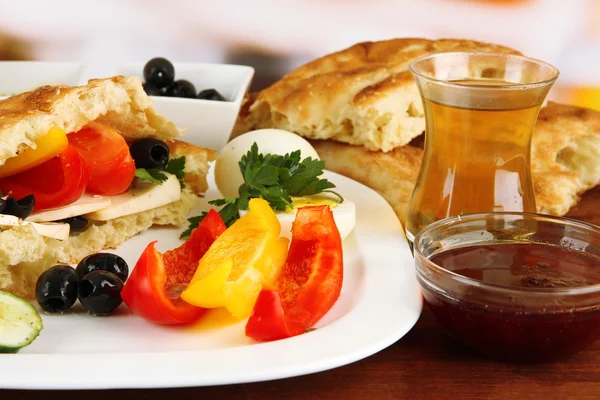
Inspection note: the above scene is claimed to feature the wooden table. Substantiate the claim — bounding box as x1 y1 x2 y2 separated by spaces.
4 188 600 400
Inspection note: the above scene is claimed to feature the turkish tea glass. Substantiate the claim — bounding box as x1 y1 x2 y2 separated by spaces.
405 52 559 250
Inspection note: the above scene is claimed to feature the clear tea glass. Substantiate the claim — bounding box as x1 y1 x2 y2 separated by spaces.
405 52 559 250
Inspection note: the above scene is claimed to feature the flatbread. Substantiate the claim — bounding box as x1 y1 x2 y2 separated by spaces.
242 38 521 152
0 75 182 166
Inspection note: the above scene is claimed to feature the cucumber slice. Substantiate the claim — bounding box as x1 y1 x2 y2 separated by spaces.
0 290 43 353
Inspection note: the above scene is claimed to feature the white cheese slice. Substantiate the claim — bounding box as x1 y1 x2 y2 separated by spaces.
86 173 181 221
0 214 70 240
28 194 111 223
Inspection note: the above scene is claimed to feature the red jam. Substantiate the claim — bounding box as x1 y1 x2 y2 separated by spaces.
425 243 600 363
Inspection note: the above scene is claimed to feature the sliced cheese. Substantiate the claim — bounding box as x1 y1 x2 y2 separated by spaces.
0 214 70 240
86 173 181 221
28 194 111 222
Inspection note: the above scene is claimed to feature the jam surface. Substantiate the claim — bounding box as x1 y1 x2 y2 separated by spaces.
433 242 600 289
425 242 600 363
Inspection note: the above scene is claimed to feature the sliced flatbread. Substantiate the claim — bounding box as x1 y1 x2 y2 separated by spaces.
242 38 521 152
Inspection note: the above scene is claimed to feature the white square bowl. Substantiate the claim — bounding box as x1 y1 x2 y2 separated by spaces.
0 61 85 97
117 62 254 151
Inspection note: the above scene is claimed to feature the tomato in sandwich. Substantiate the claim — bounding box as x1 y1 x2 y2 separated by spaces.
68 123 136 196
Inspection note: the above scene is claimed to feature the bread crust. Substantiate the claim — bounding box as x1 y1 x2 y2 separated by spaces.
0 75 182 166
243 38 521 152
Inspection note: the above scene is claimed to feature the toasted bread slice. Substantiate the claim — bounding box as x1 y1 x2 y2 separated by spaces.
241 38 521 152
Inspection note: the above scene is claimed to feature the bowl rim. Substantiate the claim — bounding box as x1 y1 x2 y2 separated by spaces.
413 211 600 296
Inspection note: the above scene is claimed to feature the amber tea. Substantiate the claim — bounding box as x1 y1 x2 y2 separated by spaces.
406 79 541 245
406 54 559 250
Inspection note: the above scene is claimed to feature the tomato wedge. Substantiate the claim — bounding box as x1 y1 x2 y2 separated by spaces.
0 144 90 210
68 123 136 196
121 210 227 325
245 205 343 341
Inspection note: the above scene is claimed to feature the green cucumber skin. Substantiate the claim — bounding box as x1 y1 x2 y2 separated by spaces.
0 290 43 353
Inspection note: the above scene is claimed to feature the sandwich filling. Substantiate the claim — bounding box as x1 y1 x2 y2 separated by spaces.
0 122 184 241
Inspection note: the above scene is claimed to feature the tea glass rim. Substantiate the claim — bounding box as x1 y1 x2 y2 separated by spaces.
408 51 560 90
413 211 600 297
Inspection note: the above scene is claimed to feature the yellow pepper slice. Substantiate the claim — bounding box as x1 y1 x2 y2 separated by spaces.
0 127 68 179
181 198 290 319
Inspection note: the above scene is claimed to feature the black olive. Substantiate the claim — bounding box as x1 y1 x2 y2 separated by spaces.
129 138 170 170
78 270 123 316
143 81 166 96
143 57 175 88
166 80 196 98
35 265 78 313
0 198 6 214
3 195 35 219
75 252 129 282
58 216 88 233
197 88 226 101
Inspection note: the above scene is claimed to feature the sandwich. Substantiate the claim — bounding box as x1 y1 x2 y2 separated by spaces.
0 76 215 298
233 38 600 225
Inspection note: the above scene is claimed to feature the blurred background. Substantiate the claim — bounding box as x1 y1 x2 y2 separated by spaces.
0 0 598 109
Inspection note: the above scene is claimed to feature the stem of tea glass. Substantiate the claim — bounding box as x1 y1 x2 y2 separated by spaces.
404 52 559 251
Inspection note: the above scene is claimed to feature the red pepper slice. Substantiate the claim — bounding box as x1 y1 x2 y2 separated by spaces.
0 144 90 210
245 205 343 341
121 210 227 325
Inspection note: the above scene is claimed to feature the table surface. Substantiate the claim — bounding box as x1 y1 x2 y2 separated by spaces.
4 187 600 400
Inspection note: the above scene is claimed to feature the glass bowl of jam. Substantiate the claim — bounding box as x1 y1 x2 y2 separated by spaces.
414 212 600 363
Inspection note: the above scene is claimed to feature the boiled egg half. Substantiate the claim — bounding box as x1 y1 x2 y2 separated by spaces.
215 129 356 240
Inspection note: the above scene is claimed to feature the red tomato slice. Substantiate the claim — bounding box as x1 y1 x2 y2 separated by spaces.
68 123 135 196
0 144 90 210
245 205 344 341
121 210 227 325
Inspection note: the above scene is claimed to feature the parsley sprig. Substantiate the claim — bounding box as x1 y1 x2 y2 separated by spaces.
180 143 342 239
135 156 186 188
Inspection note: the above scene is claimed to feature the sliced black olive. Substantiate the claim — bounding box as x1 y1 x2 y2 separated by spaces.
143 57 175 88
78 271 123 316
197 88 226 101
143 81 166 96
2 195 35 219
35 265 78 313
59 216 88 233
129 138 170 170
75 252 129 282
166 80 196 98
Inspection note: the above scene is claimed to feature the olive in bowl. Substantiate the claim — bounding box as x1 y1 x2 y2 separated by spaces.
117 59 254 150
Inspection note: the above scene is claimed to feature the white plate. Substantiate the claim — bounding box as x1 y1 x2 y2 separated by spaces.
0 169 422 390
